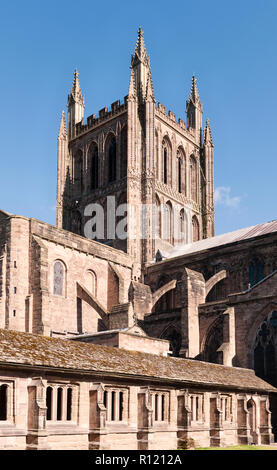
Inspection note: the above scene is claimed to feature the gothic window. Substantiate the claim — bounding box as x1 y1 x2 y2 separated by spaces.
253 311 277 386
73 150 83 195
163 147 167 184
86 270 97 297
162 138 171 185
190 394 204 422
190 155 197 202
177 148 185 194
53 261 65 296
152 391 169 422
120 127 127 178
89 143 98 190
155 130 159 179
107 135 117 183
46 387 52 420
203 315 224 364
249 258 264 287
192 215 200 242
179 209 185 243
0 384 8 420
164 201 173 244
155 195 161 239
104 387 128 422
46 385 74 422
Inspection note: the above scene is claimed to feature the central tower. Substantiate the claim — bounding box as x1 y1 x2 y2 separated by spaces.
56 28 214 278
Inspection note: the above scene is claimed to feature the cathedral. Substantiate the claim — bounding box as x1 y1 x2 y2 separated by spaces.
0 29 277 450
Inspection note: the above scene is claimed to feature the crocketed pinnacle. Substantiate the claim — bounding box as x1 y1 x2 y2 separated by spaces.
135 27 146 57
204 119 213 146
190 76 200 103
58 110 67 140
70 69 84 104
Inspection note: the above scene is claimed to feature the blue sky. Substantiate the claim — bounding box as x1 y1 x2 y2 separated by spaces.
0 0 276 235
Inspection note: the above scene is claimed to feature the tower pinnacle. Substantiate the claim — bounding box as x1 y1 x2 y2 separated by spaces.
58 111 67 141
69 69 84 105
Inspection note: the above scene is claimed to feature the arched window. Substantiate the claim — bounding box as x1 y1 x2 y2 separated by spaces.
192 215 200 242
89 143 98 190
155 195 161 239
253 311 277 386
107 135 117 183
73 150 83 195
120 127 127 178
0 384 8 420
155 130 159 179
179 209 185 243
177 148 185 194
57 387 63 421
86 270 97 297
164 202 173 244
190 155 197 202
66 388 72 421
53 261 65 296
162 138 171 185
46 386 53 421
249 258 264 287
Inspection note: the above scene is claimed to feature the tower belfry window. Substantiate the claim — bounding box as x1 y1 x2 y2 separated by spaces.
163 148 167 184
108 136 117 183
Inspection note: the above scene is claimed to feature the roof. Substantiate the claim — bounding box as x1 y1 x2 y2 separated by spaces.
0 329 275 392
162 219 277 260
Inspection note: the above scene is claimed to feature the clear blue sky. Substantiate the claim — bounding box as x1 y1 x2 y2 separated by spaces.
0 0 276 235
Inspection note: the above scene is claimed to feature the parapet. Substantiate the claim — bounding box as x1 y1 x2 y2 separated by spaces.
74 96 128 138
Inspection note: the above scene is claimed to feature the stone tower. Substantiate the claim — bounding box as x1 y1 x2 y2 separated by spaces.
56 28 215 275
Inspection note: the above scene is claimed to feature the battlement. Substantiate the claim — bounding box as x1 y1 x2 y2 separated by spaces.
155 102 196 139
74 96 128 138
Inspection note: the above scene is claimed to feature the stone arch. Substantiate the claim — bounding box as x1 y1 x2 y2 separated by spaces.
190 154 197 202
88 141 99 190
162 135 172 185
120 125 127 178
105 132 117 183
85 269 97 297
155 194 162 239
53 259 67 297
177 146 186 194
202 315 224 364
246 302 277 369
192 215 200 242
153 276 176 313
73 149 84 195
250 308 277 386
163 200 173 244
205 270 227 299
160 324 182 357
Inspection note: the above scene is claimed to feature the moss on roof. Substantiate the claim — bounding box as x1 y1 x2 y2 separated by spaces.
0 328 275 392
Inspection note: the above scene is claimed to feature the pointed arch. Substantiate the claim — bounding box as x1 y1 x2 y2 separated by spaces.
88 141 99 190
73 149 83 195
155 194 162 239
105 133 117 183
177 147 186 194
71 210 82 236
53 260 67 297
160 325 182 357
190 154 197 202
192 215 200 242
162 136 172 185
120 126 127 178
163 201 173 244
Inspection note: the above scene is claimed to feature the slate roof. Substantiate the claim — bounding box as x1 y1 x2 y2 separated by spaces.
0 329 275 393
162 219 277 260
